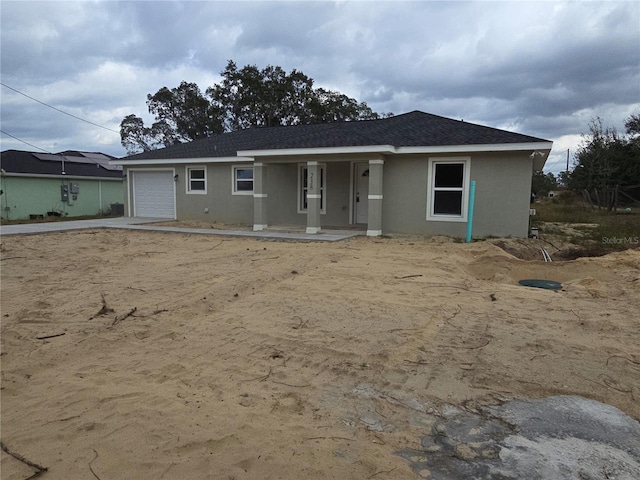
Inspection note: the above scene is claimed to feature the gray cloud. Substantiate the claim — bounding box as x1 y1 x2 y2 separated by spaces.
1 0 638 173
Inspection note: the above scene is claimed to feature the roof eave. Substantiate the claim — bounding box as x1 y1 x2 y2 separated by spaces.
240 141 553 157
395 142 553 154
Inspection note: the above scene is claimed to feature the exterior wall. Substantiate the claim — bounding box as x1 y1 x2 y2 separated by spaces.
382 156 434 235
470 153 533 237
323 161 351 226
125 161 354 227
122 151 534 238
382 152 533 238
261 161 351 227
265 163 301 225
1 175 124 221
178 164 253 224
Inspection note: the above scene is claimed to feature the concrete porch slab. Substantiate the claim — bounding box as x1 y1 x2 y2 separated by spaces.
0 218 363 242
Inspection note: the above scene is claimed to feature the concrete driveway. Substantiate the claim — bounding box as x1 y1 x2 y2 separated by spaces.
0 217 166 236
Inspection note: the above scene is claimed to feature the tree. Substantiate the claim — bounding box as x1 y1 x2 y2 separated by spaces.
120 61 390 154
120 114 156 153
566 115 640 210
531 171 557 197
308 88 381 123
625 113 640 139
120 82 223 153
206 61 315 131
146 81 223 142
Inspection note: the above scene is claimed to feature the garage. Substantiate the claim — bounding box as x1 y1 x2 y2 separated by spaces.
132 170 175 218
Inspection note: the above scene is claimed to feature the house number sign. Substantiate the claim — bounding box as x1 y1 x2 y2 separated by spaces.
309 171 314 190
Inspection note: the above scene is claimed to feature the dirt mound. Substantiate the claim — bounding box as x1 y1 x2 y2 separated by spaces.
2 232 639 479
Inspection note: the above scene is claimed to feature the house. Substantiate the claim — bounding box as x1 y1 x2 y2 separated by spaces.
1 150 124 221
113 111 552 238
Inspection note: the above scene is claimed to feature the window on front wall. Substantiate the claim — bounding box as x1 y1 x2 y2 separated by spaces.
298 164 326 214
187 167 207 194
233 166 253 194
427 158 469 222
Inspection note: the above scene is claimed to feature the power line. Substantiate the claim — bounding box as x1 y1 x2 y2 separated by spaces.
0 82 120 134
0 129 52 153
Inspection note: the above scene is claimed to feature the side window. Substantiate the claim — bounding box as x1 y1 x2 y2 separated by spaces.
187 167 206 194
233 166 254 194
433 163 464 215
427 158 469 221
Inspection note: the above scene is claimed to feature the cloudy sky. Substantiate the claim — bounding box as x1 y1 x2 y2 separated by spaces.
1 0 638 173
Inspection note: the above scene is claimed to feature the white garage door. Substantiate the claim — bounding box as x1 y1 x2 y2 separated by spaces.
133 170 175 218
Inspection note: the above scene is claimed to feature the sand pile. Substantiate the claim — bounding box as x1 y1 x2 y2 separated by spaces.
1 231 638 479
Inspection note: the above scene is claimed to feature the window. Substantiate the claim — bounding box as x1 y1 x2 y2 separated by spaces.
187 167 207 194
298 164 326 214
427 158 470 222
233 166 253 194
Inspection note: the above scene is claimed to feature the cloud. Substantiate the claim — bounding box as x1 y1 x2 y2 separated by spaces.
1 0 638 165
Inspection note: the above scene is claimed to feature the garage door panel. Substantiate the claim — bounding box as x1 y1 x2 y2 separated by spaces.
133 171 175 218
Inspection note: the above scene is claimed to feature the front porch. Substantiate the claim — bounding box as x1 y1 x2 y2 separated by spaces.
251 157 386 237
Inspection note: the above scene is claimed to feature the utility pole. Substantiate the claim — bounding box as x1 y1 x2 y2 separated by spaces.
566 149 570 173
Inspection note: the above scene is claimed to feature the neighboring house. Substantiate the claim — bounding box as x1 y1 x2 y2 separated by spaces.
113 111 552 238
1 150 124 221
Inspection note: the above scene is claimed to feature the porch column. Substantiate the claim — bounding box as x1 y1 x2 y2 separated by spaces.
367 158 384 236
253 162 268 231
306 161 321 234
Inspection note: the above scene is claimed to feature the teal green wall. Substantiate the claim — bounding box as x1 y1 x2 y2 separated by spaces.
0 176 124 220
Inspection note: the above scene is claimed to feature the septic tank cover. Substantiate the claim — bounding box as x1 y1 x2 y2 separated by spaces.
518 279 562 290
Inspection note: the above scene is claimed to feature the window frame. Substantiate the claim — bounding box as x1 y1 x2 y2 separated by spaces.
426 157 470 222
232 165 254 195
297 163 326 214
186 166 207 194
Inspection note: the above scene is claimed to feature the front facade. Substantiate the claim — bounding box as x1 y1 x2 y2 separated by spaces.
1 150 124 221
114 111 552 238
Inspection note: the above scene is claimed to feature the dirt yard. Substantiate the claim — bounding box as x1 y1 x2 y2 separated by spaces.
1 230 639 479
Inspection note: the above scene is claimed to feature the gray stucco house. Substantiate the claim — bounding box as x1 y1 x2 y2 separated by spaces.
113 111 552 238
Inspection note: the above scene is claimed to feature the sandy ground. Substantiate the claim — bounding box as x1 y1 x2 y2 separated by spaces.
1 230 639 479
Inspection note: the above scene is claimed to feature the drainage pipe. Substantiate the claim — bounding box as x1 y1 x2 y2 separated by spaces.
465 180 476 243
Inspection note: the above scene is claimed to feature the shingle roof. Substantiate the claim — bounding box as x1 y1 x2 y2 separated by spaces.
1 150 123 178
124 110 551 160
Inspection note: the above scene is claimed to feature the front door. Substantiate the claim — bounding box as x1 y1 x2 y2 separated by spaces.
355 163 369 224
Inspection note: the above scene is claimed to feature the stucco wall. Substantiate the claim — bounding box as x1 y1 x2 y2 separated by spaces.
382 156 432 235
265 163 300 225
123 152 534 238
323 162 351 226
470 153 533 237
382 152 533 237
260 161 351 227
178 164 254 224
1 175 124 221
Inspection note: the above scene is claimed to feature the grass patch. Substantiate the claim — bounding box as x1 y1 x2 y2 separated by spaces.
533 202 609 224
533 201 640 257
